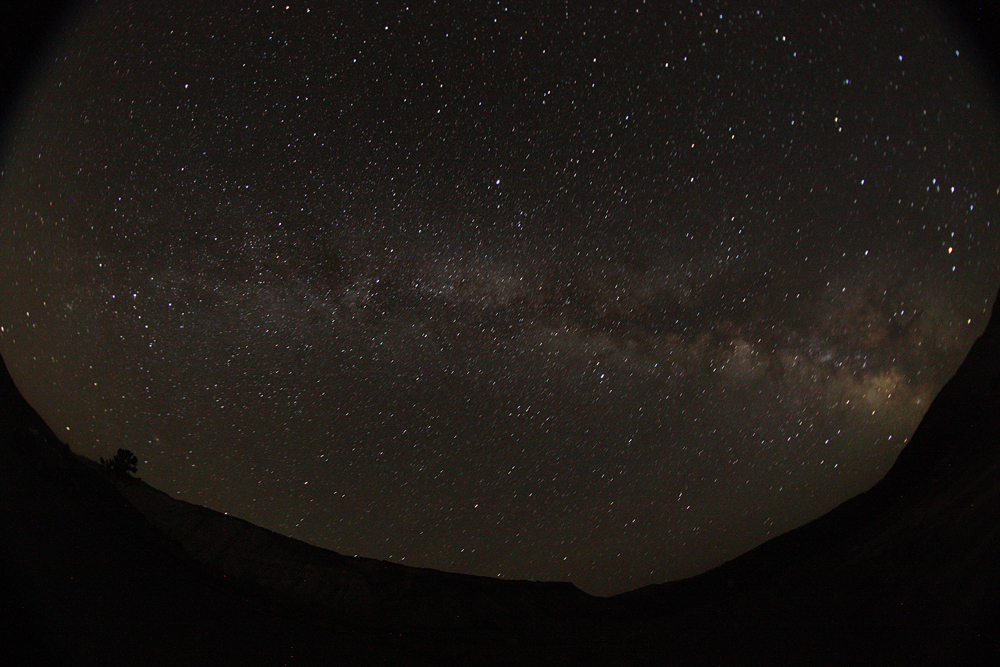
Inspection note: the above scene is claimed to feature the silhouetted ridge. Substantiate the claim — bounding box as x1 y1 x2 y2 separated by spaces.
2 293 998 665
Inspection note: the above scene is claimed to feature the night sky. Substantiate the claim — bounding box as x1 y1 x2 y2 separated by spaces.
2 0 999 596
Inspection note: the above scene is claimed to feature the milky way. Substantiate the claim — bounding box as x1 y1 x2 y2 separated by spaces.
2 0 999 594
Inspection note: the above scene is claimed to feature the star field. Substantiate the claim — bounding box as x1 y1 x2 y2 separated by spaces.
1 0 999 595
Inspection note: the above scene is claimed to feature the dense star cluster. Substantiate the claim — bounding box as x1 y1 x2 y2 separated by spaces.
1 1 998 595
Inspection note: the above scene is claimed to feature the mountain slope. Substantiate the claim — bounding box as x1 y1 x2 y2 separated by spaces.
2 286 998 665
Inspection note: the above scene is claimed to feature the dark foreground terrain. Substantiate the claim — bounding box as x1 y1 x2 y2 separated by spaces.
2 289 999 665
2 3 999 665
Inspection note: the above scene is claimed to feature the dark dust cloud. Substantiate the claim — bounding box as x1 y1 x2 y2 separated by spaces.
2 1 999 595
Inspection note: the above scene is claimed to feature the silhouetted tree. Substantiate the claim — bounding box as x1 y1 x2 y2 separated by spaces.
101 448 138 479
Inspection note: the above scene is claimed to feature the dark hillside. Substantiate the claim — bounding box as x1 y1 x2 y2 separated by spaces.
2 287 998 665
